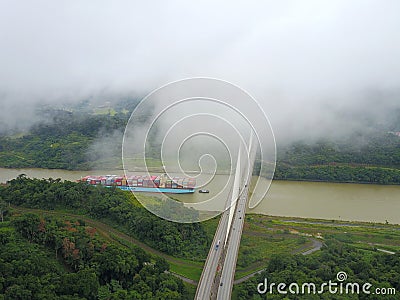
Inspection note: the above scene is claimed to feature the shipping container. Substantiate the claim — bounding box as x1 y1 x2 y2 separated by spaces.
82 174 195 191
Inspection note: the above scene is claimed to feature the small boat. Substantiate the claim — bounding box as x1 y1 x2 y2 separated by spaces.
199 189 209 193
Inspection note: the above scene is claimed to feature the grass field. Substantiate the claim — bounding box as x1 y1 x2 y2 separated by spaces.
169 261 203 280
93 107 117 116
247 214 400 254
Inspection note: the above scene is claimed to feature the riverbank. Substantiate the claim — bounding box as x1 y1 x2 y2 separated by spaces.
1 165 400 185
273 163 400 185
272 177 400 185
2 167 400 224
249 179 400 225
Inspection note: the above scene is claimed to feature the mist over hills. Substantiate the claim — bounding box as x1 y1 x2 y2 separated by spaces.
0 104 399 185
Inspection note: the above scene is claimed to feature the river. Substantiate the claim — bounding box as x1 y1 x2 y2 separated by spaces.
1 168 399 224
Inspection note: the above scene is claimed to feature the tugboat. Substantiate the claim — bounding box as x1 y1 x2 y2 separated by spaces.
199 189 209 193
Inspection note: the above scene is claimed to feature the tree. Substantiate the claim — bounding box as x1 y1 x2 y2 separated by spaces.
58 269 99 299
154 257 169 273
0 197 7 222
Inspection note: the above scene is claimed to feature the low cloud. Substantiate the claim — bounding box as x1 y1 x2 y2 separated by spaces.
0 0 399 142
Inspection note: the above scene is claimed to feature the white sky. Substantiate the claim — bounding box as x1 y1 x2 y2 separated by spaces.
1 0 399 140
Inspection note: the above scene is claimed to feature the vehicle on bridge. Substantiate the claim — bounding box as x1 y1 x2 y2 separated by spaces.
215 239 221 250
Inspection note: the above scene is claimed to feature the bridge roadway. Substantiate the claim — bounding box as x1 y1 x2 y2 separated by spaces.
194 149 241 300
195 138 256 300
215 185 251 299
194 192 232 299
216 150 255 299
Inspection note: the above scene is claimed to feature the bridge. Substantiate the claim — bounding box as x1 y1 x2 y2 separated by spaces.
195 134 257 300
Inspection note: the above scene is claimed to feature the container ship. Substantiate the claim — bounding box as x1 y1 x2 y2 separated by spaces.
80 174 196 194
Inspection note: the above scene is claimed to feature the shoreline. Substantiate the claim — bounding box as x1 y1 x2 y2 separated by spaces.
245 213 400 227
1 166 399 186
273 177 400 185
2 167 399 225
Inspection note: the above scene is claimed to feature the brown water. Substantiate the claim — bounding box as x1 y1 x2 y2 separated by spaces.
1 168 399 224
248 179 400 225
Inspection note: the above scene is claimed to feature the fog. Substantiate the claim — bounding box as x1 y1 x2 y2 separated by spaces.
0 0 399 142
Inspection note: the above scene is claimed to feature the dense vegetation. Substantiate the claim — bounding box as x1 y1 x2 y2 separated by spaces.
234 239 399 299
0 176 210 259
280 135 400 167
274 164 400 184
0 110 127 169
0 212 189 299
256 134 400 184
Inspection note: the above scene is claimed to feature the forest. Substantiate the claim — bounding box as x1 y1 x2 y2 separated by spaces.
0 209 190 299
0 176 210 259
0 110 128 170
256 134 400 184
0 176 210 299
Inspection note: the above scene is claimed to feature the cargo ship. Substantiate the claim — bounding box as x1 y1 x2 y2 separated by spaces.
80 174 196 194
